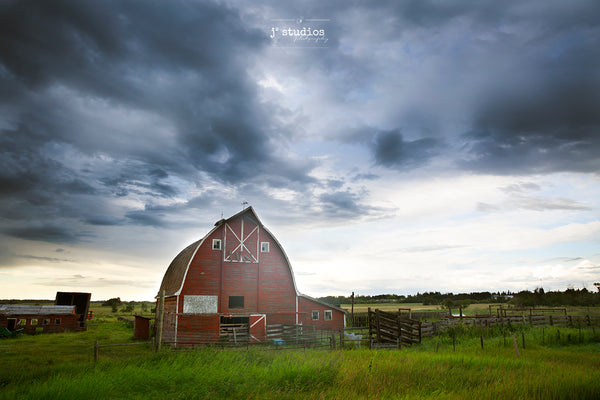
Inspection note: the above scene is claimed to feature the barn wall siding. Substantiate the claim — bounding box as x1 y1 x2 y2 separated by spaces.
298 297 346 331
0 313 80 334
161 296 177 344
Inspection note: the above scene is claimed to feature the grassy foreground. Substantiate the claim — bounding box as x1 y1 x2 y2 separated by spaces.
1 317 599 399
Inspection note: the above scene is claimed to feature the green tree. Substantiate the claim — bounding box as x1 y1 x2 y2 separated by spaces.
102 297 122 313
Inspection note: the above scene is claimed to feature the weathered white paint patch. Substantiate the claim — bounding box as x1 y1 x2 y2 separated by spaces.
183 295 218 313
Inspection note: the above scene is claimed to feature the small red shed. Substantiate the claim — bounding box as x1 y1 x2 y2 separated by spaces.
134 315 151 339
156 207 346 346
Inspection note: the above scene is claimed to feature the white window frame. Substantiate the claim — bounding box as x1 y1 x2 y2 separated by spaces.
54 318 61 325
212 239 222 250
324 310 332 321
31 319 38 326
311 310 319 320
261 242 270 252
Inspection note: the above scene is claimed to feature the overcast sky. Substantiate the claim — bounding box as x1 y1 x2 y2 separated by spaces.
1 0 599 301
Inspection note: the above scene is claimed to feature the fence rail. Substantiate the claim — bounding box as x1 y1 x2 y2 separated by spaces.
368 308 421 347
419 314 600 337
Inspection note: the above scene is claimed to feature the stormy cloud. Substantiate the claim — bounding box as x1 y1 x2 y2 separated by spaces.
1 0 599 300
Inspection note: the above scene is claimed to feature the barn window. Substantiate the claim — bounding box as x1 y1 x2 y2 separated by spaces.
311 310 319 320
229 296 244 309
212 239 222 250
31 319 38 326
17 319 26 327
261 242 270 252
324 310 332 321
55 318 61 325
43 319 50 325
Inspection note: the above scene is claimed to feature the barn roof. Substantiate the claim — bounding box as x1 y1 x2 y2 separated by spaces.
0 304 76 315
157 207 301 298
157 239 203 297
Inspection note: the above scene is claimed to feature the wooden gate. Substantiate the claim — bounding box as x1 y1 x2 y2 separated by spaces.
368 308 421 347
249 314 266 342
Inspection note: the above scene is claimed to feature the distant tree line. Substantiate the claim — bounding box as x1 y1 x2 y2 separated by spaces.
318 291 502 307
511 288 600 307
319 288 600 308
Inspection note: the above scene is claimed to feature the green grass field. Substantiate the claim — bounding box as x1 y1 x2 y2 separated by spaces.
1 305 599 399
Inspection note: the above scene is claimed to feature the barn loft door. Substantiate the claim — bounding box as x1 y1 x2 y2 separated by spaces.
224 217 259 263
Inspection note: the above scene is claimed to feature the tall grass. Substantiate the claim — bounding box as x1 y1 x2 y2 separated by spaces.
1 319 599 399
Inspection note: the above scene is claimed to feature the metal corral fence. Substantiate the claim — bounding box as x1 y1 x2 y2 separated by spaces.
160 324 338 351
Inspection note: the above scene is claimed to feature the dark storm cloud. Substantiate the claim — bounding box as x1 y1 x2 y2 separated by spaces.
256 0 600 176
462 64 600 174
5 225 89 244
2 0 600 250
371 129 441 169
84 215 124 227
450 2 600 174
317 190 371 218
0 0 320 244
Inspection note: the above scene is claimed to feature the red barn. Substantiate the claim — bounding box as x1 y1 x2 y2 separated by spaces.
156 207 346 346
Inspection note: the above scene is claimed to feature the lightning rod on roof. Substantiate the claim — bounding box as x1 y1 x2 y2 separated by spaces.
242 201 249 210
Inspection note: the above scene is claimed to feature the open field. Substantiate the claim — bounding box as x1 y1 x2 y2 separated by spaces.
1 313 600 399
341 302 600 316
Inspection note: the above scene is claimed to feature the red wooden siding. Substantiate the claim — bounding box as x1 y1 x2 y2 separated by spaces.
0 313 80 334
161 296 178 344
176 315 220 344
298 296 345 331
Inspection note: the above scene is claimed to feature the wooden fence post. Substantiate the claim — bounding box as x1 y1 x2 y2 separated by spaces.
375 309 381 343
156 289 165 351
351 291 354 326
512 335 520 357
94 340 99 362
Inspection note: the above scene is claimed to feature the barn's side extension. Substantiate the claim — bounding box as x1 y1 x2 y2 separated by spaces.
156 207 346 346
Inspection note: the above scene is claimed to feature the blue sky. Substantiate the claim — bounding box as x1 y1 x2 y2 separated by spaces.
1 0 599 300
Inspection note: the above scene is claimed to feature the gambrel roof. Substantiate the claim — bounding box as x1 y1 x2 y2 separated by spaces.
157 207 299 297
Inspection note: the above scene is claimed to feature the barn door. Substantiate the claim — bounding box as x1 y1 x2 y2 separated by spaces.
219 316 249 343
249 314 266 342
